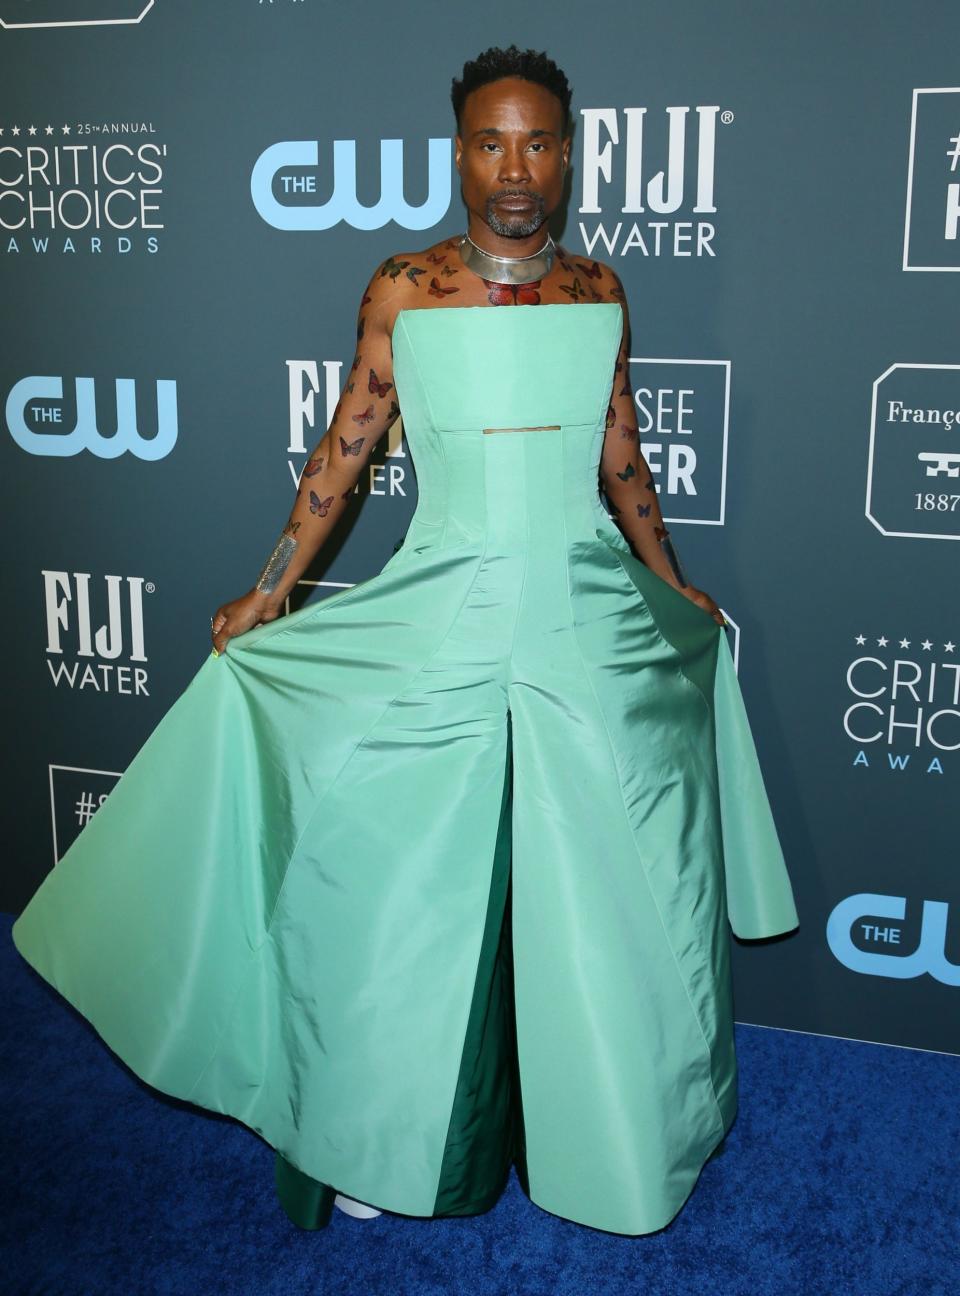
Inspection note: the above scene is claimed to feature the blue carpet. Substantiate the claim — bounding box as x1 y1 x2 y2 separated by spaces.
2 911 957 1296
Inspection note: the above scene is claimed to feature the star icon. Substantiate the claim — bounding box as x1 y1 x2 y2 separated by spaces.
945 641 955 653
899 638 910 648
877 636 888 647
921 639 933 650
855 634 866 645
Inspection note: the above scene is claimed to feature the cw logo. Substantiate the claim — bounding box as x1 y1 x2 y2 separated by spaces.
251 138 451 231
7 376 178 460
827 892 959 986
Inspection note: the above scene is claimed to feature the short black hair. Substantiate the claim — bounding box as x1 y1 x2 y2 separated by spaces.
451 45 573 137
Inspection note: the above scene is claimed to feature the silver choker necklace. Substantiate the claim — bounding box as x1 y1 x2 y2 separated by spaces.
458 231 555 285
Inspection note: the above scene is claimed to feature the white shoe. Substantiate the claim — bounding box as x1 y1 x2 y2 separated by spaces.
333 1193 382 1219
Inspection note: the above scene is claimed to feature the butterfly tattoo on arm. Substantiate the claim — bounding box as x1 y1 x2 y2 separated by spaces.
368 368 393 398
309 491 334 517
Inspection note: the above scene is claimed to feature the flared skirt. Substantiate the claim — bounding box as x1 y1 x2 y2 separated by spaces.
11 531 798 1235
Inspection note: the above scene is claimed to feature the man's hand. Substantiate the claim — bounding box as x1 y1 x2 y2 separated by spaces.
679 583 727 627
210 590 284 655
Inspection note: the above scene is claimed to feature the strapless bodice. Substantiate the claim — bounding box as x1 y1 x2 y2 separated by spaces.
391 303 623 556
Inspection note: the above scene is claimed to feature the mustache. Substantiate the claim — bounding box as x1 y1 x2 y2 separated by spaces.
489 189 543 203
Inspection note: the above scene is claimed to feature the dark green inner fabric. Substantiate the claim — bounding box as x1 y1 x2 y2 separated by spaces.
274 1151 336 1229
432 710 525 1214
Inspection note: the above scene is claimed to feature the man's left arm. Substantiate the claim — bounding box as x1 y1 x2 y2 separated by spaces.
598 275 725 624
598 284 687 588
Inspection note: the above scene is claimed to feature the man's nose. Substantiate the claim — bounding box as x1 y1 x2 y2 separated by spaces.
498 149 531 183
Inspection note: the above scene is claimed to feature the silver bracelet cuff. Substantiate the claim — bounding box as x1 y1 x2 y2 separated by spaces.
658 531 689 588
255 532 298 594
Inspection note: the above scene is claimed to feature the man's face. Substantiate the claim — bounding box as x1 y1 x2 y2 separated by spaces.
455 75 569 239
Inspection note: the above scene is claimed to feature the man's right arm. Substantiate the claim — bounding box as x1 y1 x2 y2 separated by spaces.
211 257 408 651
264 259 407 595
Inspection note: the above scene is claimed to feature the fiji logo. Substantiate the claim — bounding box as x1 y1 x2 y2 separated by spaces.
43 570 152 696
578 104 728 258
251 137 451 232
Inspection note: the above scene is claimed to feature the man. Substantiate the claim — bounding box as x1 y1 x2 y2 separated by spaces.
212 45 722 650
13 45 795 1240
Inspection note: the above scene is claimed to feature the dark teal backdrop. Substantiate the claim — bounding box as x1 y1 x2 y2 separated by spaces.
2 0 958 1054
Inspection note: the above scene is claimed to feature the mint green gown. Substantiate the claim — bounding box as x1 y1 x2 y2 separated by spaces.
12 302 798 1236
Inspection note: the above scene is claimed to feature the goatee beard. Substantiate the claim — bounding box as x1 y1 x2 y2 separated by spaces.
481 193 544 242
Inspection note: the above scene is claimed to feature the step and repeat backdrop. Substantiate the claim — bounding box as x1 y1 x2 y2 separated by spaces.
2 1 958 1054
